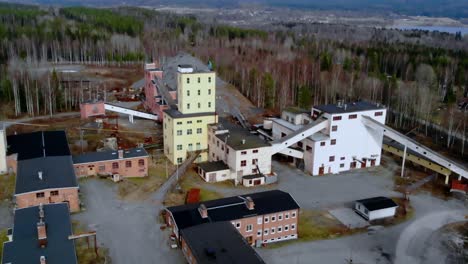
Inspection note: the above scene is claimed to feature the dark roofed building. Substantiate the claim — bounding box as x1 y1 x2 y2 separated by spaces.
314 101 384 114
214 127 270 151
166 190 300 246
354 196 398 221
2 203 77 264
7 131 71 160
180 222 265 264
73 148 148 164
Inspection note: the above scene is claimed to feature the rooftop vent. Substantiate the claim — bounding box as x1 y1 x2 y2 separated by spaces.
241 139 246 145
118 149 124 159
178 64 194 73
37 220 47 248
40 256 46 264
245 196 255 210
38 171 43 181
198 204 208 219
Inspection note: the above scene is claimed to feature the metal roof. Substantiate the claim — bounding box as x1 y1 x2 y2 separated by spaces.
163 108 216 119
314 101 385 114
72 147 148 164
198 161 230 173
7 131 71 160
215 128 270 151
2 203 77 264
356 196 398 211
180 222 265 264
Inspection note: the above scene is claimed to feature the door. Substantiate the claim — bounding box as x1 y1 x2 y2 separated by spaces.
246 236 253 245
350 162 356 169
318 166 325 175
254 179 261 185
370 159 376 166
208 173 216 182
362 159 367 168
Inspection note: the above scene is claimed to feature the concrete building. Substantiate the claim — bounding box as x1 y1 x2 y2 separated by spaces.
163 65 217 164
199 123 275 186
354 196 398 221
72 148 149 178
271 101 386 175
2 203 78 264
7 131 80 212
165 190 300 246
180 222 265 264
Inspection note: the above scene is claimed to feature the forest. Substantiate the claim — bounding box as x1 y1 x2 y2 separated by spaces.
0 3 467 155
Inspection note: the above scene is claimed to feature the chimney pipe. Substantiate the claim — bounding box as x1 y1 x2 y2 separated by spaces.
241 139 246 145
198 204 208 219
40 256 46 264
37 220 47 248
245 196 255 210
118 149 124 159
38 171 43 180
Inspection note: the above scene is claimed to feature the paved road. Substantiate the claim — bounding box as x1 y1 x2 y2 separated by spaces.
0 112 80 129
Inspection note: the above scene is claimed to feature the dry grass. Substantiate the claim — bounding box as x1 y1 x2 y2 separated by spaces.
0 229 8 258
0 173 15 201
72 221 111 264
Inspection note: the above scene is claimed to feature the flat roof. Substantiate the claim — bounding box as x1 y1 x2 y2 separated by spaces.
166 190 300 231
73 147 148 164
356 196 398 211
163 108 216 119
7 131 71 160
215 127 270 151
181 222 265 264
283 106 309 115
198 161 229 173
16 156 78 194
314 101 385 114
2 203 77 264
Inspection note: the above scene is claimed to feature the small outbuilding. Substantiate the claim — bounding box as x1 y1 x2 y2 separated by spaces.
354 196 398 221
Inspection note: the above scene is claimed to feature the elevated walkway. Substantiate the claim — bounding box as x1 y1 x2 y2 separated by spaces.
362 115 468 183
104 103 158 123
270 118 328 155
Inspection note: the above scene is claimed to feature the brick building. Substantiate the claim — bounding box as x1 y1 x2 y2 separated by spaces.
2 203 78 264
73 148 149 178
180 222 265 264
165 190 300 246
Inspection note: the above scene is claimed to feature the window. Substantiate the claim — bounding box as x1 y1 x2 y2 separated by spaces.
177 145 183 150
264 229 269 235
329 156 335 162
271 227 276 234
196 143 201 150
186 77 190 84
278 214 283 221
257 217 262 224
306 145 312 152
340 157 345 160
187 121 192 124
138 159 145 166
187 90 190 96
331 139 336 145
349 114 357 119
285 213 289 219
50 191 59 196
197 77 200 83
291 224 296 230
332 125 338 131
364 208 369 215
208 89 211 95
99 165 105 172
252 159 258 165
257 230 262 237
177 158 183 164
333 116 342 121
208 77 212 83
277 226 282 233
264 216 269 223
197 120 202 123
36 192 45 198
284 225 289 231
208 102 212 108
187 129 192 135
187 103 190 109
340 163 345 168
271 216 276 222
297 142 303 148
292 212 296 218
236 222 241 228
241 160 247 167
125 161 132 168
177 121 182 125
226 148 229 154
112 162 119 169
320 142 326 147
197 90 201 95
253 149 258 153
197 128 202 134
241 151 247 155
217 140 220 147
177 130 182 136
198 103 201 108
375 111 383 116
246 224 253 232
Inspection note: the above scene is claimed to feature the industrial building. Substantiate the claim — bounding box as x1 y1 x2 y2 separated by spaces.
2 203 78 264
354 196 398 221
73 147 149 178
165 190 300 247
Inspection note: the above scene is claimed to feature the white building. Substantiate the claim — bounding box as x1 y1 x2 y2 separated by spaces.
0 128 6 174
271 101 386 175
354 196 398 221
197 123 276 187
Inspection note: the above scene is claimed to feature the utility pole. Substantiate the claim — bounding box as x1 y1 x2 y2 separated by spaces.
401 144 407 178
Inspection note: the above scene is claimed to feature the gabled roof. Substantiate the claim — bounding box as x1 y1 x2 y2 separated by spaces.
15 156 78 194
2 203 77 264
356 196 398 211
6 131 71 160
166 190 300 231
314 101 385 114
181 222 265 264
72 148 148 164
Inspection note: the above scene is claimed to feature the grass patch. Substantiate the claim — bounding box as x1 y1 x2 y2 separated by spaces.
200 189 223 201
0 173 15 201
72 221 111 264
0 229 8 259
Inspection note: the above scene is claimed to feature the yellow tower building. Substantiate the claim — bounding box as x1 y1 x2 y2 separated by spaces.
163 65 218 164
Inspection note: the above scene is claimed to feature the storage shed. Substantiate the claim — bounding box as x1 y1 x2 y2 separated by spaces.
354 196 398 221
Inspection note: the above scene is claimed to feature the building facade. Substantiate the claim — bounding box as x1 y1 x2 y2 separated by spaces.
15 186 80 213
73 148 149 178
0 128 6 174
163 65 217 164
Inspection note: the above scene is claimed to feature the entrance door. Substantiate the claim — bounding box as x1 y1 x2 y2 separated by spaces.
370 159 376 166
246 236 253 245
318 166 325 175
254 179 261 185
350 162 357 169
362 159 367 168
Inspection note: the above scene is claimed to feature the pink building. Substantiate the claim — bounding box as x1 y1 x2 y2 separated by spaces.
73 148 149 178
143 62 177 121
79 101 106 119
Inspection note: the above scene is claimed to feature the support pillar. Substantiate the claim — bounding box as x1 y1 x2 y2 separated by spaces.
400 144 407 178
